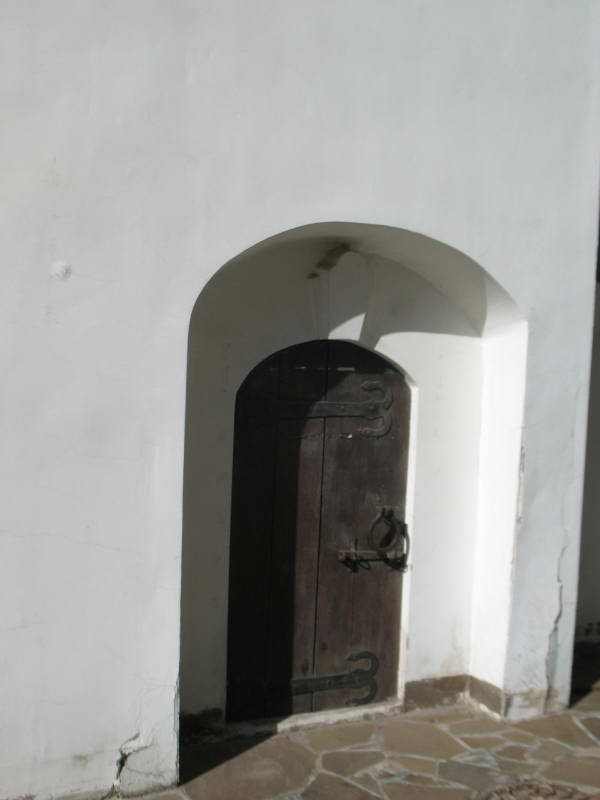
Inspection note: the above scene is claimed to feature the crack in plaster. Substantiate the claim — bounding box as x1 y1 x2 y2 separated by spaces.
100 733 151 800
544 542 567 712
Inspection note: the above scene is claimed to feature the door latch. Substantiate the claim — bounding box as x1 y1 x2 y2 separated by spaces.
338 506 409 572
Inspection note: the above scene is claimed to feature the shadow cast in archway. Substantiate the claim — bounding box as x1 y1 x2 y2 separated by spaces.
178 713 272 784
572 269 600 707
570 641 600 706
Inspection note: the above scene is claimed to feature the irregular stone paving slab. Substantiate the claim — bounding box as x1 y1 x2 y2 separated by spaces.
374 758 427 780
300 771 378 799
543 756 600 789
572 692 600 713
355 773 383 796
439 759 504 792
375 766 407 780
303 720 376 751
270 795 302 800
177 705 600 800
146 794 186 800
493 759 537 776
532 740 573 761
501 730 540 745
398 773 440 785
389 754 438 774
514 714 598 748
183 736 315 800
495 745 530 761
406 709 482 724
383 719 466 759
383 783 473 799
581 718 600 742
460 750 501 767
321 749 383 776
461 735 509 750
449 719 513 736
573 748 600 758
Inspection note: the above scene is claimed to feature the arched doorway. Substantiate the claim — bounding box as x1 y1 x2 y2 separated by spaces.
226 340 410 721
179 221 525 731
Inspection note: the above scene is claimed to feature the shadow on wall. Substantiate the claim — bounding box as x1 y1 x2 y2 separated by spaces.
574 284 600 698
179 221 524 739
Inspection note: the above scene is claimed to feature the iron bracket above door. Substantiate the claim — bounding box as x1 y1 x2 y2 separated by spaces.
277 381 393 438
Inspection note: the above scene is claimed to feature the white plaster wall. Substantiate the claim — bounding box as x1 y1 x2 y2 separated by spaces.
470 321 528 689
504 285 598 717
2 1 599 796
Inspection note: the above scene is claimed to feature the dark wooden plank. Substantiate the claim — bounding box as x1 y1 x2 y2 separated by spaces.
226 354 279 721
313 341 409 710
266 416 324 716
313 341 369 711
266 341 327 716
350 366 409 703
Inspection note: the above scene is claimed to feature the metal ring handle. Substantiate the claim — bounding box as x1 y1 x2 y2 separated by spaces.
367 507 399 556
401 521 410 570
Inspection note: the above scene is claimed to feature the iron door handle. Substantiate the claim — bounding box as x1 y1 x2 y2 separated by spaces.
338 506 409 571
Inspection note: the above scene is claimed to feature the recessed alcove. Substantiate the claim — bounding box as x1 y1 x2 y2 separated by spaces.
180 221 527 726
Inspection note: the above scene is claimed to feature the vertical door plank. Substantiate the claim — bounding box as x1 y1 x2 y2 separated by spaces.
266 341 327 716
226 354 279 721
351 368 409 702
314 341 373 710
313 341 409 710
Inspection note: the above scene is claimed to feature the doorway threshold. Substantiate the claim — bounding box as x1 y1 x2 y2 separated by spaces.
215 697 408 742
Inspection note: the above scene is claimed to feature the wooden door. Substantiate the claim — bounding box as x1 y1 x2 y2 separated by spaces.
226 340 410 721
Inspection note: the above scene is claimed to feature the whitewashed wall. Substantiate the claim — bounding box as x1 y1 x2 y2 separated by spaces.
1 1 599 797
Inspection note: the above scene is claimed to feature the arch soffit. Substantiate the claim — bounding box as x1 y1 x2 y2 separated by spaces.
192 222 523 339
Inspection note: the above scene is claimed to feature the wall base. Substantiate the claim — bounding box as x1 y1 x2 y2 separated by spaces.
404 674 503 716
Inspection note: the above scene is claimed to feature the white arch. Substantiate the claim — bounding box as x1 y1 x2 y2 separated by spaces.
180 222 527 719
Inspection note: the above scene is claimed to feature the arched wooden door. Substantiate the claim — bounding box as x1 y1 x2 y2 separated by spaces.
226 340 410 721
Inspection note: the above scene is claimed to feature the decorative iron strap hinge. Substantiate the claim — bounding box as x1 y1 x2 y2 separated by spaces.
278 381 393 438
291 651 379 706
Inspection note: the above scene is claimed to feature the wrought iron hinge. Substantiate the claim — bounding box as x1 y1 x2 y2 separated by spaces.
277 381 393 438
291 651 379 706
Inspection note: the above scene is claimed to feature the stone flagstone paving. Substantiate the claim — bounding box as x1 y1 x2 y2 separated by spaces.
146 688 600 800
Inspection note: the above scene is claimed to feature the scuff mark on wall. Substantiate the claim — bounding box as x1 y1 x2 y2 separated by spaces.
0 795 35 800
504 688 549 721
315 243 352 271
49 260 72 281
516 443 525 525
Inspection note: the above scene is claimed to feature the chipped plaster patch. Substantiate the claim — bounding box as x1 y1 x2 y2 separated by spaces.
49 260 72 280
